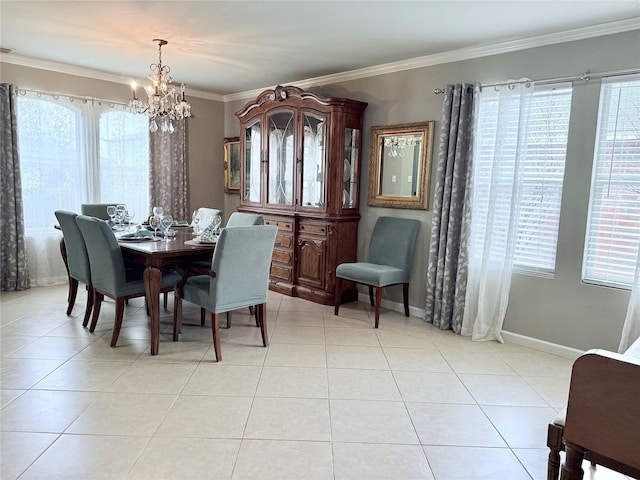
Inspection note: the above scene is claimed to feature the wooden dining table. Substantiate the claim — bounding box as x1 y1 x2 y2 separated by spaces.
118 228 215 355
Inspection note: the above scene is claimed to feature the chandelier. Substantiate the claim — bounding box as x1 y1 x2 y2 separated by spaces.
129 39 191 133
384 135 418 157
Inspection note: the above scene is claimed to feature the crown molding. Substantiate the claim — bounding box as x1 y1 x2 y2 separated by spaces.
223 17 640 103
2 17 638 104
0 53 224 102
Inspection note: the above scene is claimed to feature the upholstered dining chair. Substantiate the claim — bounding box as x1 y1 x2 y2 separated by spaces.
334 216 420 328
55 210 94 327
173 224 277 361
192 207 223 230
80 203 117 220
76 215 181 347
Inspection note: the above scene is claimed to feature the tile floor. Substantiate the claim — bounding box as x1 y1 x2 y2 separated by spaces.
0 284 631 480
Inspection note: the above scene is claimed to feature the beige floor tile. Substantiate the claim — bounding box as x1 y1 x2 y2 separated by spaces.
1 335 39 357
406 402 506 447
276 310 324 327
203 341 268 365
182 364 261 396
128 437 241 479
459 374 549 406
0 432 58 480
376 329 435 348
1 389 97 433
481 405 558 448
393 371 476 403
504 350 574 377
279 297 324 312
0 316 68 337
324 326 380 346
330 399 419 444
106 363 196 394
324 311 373 329
0 358 66 389
522 374 571 409
328 368 401 401
66 392 175 436
424 445 531 480
439 349 517 375
384 346 453 373
326 344 389 369
138 340 211 363
333 442 434 480
33 360 132 391
264 343 327 367
8 336 96 360
256 366 328 398
233 439 333 480
0 388 25 408
244 397 331 441
155 395 252 438
71 337 148 362
19 434 148 480
270 325 326 345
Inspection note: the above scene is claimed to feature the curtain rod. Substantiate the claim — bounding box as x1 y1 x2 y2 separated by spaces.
17 87 129 108
433 67 640 94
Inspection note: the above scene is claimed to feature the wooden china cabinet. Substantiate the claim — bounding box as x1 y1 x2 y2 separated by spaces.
236 85 367 305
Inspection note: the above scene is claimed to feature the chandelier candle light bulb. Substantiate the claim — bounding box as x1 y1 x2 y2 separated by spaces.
128 39 191 133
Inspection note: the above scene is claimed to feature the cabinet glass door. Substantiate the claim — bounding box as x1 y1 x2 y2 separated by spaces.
343 127 360 208
244 121 262 203
300 113 326 209
267 111 295 206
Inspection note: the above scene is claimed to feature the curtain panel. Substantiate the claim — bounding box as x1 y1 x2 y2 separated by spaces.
149 119 188 222
425 83 476 333
619 247 640 352
0 83 30 291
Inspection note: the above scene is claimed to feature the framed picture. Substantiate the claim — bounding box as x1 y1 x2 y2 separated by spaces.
368 121 434 210
224 137 240 194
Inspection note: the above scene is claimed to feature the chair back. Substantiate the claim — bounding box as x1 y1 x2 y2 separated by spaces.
76 215 129 296
194 207 223 228
55 210 91 285
209 225 277 313
367 217 420 272
226 212 263 227
81 203 116 220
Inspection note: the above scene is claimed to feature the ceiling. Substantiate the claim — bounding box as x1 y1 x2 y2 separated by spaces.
1 1 639 99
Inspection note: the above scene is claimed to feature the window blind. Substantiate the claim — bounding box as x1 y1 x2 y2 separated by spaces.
583 74 640 289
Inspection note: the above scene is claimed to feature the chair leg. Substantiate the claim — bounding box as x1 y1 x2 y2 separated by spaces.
111 299 126 347
163 292 168 309
334 277 342 315
254 306 260 327
402 283 410 317
89 292 104 332
67 278 79 315
257 303 269 347
200 307 206 326
547 423 564 480
225 311 231 329
211 312 221 362
173 295 183 341
249 305 255 316
368 286 375 307
561 443 586 480
82 285 95 327
374 287 382 328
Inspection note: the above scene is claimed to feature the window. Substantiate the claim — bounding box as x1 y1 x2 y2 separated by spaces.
474 83 573 275
583 74 640 289
17 93 150 235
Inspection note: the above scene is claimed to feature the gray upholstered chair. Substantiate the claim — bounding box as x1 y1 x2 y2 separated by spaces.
173 225 277 361
76 215 181 347
226 212 263 227
55 210 94 327
80 203 117 220
334 216 420 328
192 207 223 229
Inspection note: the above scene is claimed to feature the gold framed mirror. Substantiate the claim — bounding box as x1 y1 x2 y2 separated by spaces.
368 121 434 210
223 137 240 194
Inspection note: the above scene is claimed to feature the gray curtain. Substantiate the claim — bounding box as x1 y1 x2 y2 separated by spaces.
425 83 476 332
149 119 188 221
0 83 30 291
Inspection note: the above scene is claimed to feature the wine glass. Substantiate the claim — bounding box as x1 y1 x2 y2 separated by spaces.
115 204 127 227
210 214 222 241
192 210 202 235
160 215 174 241
148 215 161 238
106 205 116 226
152 206 164 217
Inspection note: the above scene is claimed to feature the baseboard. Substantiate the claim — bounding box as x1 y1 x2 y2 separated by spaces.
356 293 583 360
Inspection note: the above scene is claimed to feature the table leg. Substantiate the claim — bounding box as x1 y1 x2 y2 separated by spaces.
144 266 162 355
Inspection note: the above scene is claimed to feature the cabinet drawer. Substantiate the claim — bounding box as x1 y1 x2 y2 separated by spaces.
265 219 293 232
299 223 326 235
272 249 292 265
270 265 292 281
275 233 292 249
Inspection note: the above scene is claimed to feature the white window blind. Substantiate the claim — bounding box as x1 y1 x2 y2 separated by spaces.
474 83 572 275
583 74 640 289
